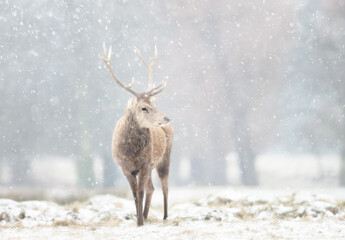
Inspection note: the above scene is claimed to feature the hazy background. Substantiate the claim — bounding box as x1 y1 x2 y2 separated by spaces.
1 0 345 194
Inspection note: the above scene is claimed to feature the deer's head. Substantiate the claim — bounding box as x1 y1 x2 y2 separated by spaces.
126 97 170 128
100 44 170 128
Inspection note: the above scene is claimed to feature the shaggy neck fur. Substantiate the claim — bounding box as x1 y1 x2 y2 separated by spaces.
120 110 150 159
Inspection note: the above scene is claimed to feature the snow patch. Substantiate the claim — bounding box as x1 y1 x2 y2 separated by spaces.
0 191 344 228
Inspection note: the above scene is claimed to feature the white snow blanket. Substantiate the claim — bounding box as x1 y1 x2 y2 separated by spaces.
1 189 344 239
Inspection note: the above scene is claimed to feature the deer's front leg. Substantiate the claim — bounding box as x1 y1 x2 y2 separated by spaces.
143 173 154 219
124 171 139 217
137 167 150 226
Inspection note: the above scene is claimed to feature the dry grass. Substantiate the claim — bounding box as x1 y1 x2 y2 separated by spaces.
52 218 122 228
53 220 81 227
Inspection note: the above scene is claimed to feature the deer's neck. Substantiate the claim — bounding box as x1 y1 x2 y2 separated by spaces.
121 111 150 158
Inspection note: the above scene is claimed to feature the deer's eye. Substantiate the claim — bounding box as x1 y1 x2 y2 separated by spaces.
142 107 148 112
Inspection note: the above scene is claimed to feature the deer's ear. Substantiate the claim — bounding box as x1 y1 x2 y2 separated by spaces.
150 96 157 102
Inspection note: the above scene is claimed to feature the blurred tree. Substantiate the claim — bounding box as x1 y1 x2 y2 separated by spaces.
317 0 345 185
281 0 345 184
178 0 295 185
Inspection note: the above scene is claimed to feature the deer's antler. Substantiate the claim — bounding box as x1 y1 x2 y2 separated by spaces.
100 43 139 97
100 43 166 99
134 46 157 91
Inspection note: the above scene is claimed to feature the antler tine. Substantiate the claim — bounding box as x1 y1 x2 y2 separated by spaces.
134 46 158 91
143 81 166 98
100 43 139 97
102 42 106 58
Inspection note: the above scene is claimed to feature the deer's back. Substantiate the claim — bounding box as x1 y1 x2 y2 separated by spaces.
161 123 173 149
150 124 173 168
149 127 167 167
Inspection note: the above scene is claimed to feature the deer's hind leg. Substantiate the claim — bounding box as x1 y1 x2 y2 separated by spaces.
143 173 154 220
157 126 173 220
157 159 170 220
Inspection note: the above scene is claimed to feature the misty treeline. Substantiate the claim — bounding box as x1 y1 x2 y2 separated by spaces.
0 0 344 187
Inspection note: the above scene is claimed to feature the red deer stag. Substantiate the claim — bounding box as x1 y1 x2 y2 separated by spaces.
100 44 173 226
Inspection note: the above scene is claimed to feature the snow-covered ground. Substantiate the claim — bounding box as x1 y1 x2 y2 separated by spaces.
1 188 345 239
